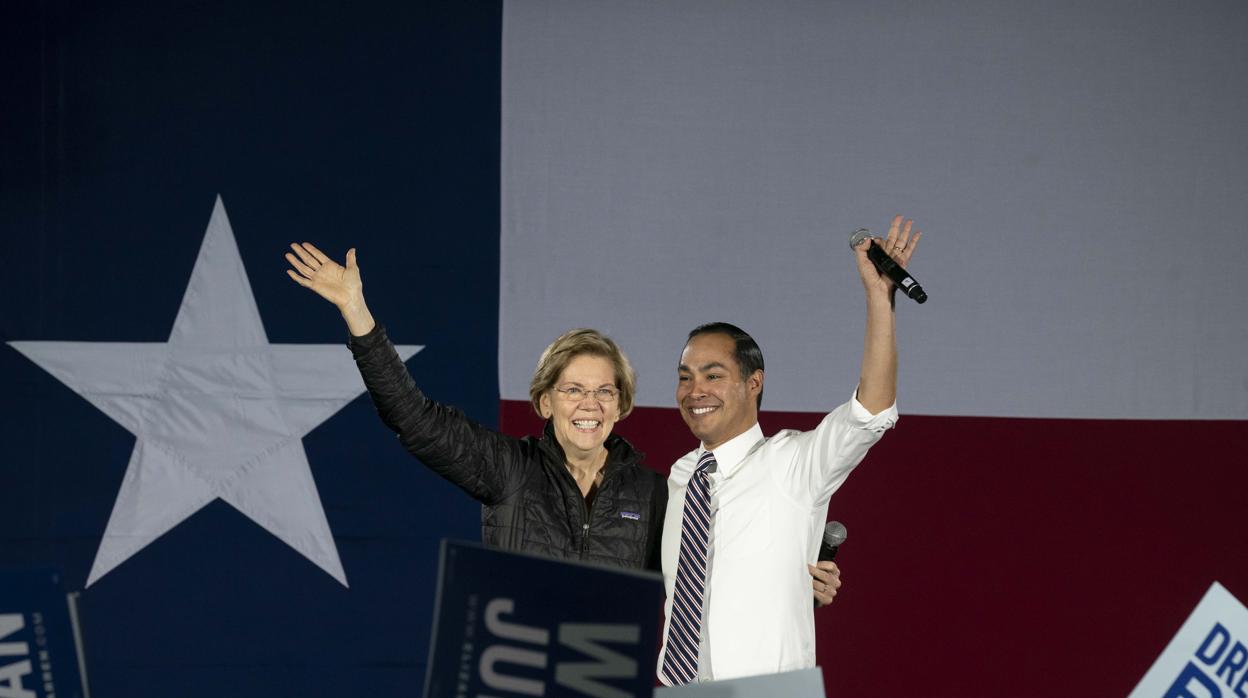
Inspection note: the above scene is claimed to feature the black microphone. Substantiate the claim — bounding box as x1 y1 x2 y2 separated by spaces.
818 521 847 562
849 228 928 304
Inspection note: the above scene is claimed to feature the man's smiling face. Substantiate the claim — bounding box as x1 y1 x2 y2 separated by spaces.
676 332 763 451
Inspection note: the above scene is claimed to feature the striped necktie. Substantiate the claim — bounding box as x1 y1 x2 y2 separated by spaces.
661 450 716 685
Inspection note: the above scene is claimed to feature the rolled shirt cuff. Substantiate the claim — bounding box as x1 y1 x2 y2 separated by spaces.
850 386 899 432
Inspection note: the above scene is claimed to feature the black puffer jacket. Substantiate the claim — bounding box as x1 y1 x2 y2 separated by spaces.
350 324 667 571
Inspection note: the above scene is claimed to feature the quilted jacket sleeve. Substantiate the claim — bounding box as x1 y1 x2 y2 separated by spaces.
348 324 526 506
644 470 668 573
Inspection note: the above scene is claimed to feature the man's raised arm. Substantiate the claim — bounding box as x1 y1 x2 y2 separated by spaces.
853 214 921 414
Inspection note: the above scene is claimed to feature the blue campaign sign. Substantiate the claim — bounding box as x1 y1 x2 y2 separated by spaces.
1131 582 1248 698
0 569 87 698
425 541 664 698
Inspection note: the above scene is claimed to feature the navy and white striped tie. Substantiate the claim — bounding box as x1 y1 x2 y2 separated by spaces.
661 451 716 685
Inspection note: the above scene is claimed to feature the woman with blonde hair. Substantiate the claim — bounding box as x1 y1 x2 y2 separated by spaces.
286 243 663 569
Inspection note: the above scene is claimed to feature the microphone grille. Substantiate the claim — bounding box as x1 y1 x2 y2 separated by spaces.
823 520 847 547
848 228 872 249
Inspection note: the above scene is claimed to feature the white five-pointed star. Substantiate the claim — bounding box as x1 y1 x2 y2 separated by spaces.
8 196 420 587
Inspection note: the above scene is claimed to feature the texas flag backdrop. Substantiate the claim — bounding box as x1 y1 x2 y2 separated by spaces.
2 2 1246 696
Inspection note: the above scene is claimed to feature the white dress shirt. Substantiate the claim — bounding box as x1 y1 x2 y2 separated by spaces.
657 392 898 682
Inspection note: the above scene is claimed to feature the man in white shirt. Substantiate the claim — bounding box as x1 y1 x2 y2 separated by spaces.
657 215 920 684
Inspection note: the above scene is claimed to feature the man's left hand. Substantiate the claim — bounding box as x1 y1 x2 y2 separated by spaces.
854 214 922 299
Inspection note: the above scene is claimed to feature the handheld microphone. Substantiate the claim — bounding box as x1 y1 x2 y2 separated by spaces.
849 228 928 304
818 521 847 562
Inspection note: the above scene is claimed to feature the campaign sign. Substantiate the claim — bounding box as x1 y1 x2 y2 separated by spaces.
654 667 826 697
0 569 87 698
424 540 664 698
1130 581 1248 698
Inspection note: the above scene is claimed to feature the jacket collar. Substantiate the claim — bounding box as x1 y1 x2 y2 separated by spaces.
539 419 643 471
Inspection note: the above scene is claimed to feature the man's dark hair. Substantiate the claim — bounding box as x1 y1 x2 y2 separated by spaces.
686 322 765 409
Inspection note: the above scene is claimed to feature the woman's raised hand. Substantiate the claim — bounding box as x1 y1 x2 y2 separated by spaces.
285 243 375 336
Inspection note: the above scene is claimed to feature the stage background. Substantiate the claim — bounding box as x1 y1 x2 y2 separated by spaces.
2 1 1246 696
497 3 1248 694
1 2 497 694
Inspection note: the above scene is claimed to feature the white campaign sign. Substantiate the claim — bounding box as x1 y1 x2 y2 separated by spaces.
653 667 825 698
1131 582 1248 698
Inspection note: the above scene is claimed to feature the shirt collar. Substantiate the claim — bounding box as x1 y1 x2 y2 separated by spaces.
699 422 764 479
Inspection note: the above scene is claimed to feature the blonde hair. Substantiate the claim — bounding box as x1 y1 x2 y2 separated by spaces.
529 329 636 419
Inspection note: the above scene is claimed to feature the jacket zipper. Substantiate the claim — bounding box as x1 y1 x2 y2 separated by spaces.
539 435 629 560
579 487 592 558
579 468 616 558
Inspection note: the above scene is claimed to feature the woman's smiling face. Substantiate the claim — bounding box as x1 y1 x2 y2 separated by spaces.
540 353 620 460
